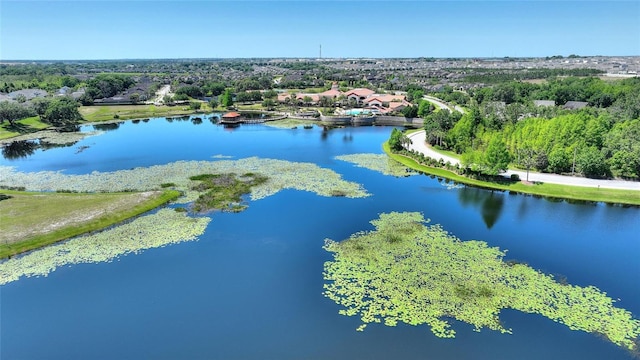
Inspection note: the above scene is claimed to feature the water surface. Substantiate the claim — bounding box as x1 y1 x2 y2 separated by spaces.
1 116 638 359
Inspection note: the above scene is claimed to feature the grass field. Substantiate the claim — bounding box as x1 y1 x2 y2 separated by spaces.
0 116 51 140
79 104 204 122
383 142 640 206
0 189 181 258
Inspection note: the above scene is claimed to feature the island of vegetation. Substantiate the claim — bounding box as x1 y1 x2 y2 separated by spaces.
0 157 369 260
323 212 640 352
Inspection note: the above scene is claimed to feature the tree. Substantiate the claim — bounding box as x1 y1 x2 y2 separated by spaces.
388 128 410 151
547 146 571 173
604 119 640 179
0 101 35 126
516 147 538 181
221 89 234 108
303 96 313 107
319 96 333 108
41 97 82 127
262 98 276 110
417 100 434 118
262 90 278 100
129 93 140 104
483 136 511 175
15 94 27 103
163 94 174 105
209 98 219 109
577 147 609 178
401 105 418 118
30 97 52 116
189 101 202 111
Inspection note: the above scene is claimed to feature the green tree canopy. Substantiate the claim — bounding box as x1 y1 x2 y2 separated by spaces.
0 101 35 126
41 97 82 127
482 135 511 175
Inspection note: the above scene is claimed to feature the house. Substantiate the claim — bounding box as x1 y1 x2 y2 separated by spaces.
534 100 555 107
57 86 72 96
345 88 375 103
363 94 405 107
563 101 588 110
8 89 47 101
318 82 343 99
277 93 292 103
296 93 320 104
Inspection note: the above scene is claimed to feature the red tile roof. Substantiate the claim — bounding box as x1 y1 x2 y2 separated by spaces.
222 112 241 118
345 88 375 97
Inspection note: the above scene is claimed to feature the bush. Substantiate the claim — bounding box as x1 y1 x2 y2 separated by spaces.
510 173 520 181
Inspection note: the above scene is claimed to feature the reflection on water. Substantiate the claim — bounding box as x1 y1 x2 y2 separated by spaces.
457 186 505 229
1 139 76 160
92 122 122 131
1 140 39 160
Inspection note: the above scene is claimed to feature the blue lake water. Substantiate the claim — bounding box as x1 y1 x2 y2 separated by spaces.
1 116 639 359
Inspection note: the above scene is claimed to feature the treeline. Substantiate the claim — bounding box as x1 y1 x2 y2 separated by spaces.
469 77 640 109
464 68 604 84
84 74 135 100
438 109 639 179
0 97 82 128
422 77 640 180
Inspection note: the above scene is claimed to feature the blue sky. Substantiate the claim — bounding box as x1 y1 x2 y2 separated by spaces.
1 1 638 60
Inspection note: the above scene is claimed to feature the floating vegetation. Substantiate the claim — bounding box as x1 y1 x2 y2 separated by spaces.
323 212 640 351
0 209 210 285
0 129 103 146
189 173 268 213
0 157 369 200
335 153 416 177
263 119 317 129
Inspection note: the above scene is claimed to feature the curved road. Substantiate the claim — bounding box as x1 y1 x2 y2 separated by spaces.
406 131 640 191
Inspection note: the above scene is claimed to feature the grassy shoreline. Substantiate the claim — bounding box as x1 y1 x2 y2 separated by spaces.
0 104 217 140
0 189 181 259
383 142 640 206
79 104 208 123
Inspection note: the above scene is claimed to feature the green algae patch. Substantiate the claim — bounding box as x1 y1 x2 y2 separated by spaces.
335 153 416 177
0 129 103 145
323 212 640 350
189 173 268 213
0 208 211 285
0 157 369 200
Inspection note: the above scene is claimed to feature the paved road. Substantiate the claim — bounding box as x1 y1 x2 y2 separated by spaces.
422 95 465 114
406 131 640 191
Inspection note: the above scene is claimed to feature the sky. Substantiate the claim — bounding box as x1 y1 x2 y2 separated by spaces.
1 1 639 60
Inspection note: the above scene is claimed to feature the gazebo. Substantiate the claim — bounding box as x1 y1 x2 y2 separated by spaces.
220 112 242 124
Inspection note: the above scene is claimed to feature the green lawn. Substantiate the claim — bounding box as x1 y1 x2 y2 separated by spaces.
0 116 50 140
79 104 203 122
0 189 181 258
384 142 640 206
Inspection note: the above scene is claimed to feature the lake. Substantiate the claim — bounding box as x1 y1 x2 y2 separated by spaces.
1 115 639 359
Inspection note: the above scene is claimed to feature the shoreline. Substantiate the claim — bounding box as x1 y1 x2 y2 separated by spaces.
0 189 181 259
383 142 640 206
